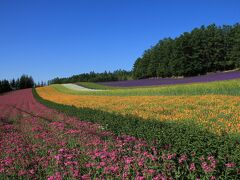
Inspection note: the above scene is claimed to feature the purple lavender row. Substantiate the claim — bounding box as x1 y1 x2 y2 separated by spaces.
98 71 240 87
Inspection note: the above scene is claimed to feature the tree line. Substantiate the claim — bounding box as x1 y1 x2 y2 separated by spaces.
48 70 132 84
0 75 34 94
133 23 240 79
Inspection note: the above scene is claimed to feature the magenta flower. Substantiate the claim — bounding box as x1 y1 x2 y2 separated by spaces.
47 172 62 180
18 170 26 176
100 161 106 167
189 163 196 171
178 154 187 164
124 157 134 164
138 158 144 167
54 155 61 161
47 176 55 180
146 169 155 174
58 148 64 153
73 170 79 177
82 174 91 179
29 169 35 175
135 175 145 180
225 162 236 168
201 162 214 173
210 176 216 180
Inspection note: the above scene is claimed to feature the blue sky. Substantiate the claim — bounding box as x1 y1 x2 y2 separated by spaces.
0 0 239 82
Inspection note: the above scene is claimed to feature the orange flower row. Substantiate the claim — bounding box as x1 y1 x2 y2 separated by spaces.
37 86 240 135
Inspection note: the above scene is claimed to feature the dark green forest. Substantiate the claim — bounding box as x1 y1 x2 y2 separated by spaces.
48 70 132 84
133 23 240 79
49 23 240 84
0 75 34 94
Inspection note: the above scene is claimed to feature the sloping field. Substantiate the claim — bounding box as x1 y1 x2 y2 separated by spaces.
35 80 240 179
99 71 240 87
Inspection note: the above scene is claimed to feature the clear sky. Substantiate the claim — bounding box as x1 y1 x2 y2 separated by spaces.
0 0 239 82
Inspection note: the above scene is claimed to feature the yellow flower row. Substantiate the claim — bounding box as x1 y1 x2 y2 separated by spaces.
36 86 240 135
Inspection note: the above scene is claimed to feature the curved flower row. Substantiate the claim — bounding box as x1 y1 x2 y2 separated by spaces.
37 86 240 135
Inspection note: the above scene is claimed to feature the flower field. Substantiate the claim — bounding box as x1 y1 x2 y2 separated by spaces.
33 81 240 179
1 81 240 179
37 85 240 135
0 89 207 179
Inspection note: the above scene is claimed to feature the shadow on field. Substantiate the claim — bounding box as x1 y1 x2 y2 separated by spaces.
33 89 240 163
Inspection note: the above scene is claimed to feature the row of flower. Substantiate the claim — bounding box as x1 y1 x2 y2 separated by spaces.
37 86 240 135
